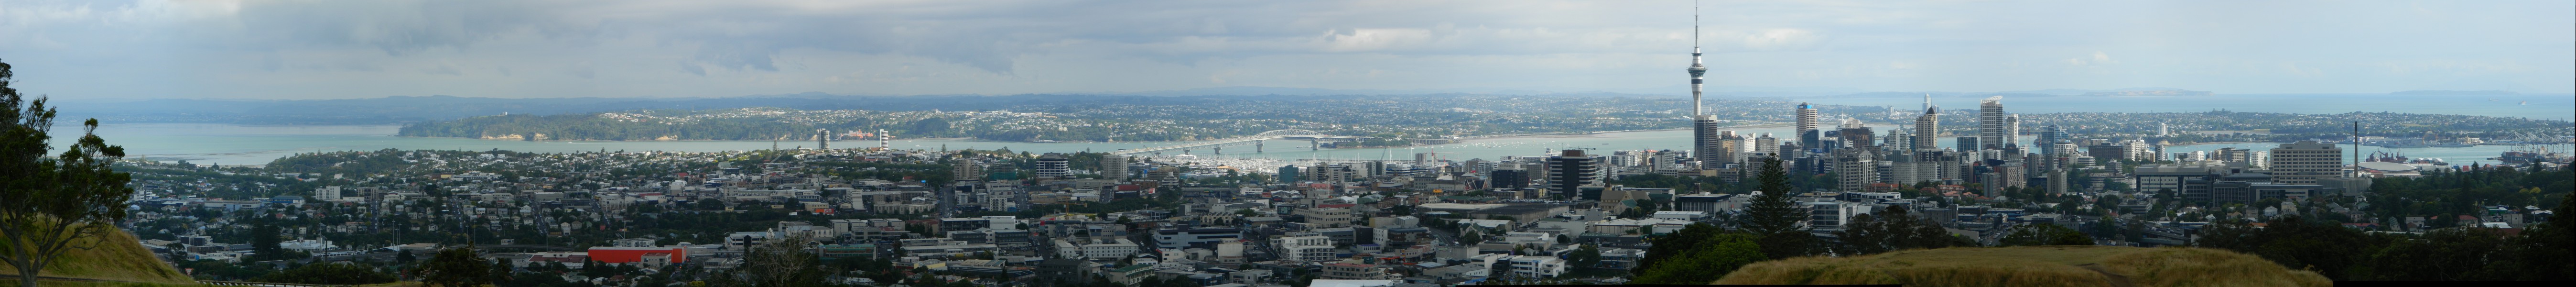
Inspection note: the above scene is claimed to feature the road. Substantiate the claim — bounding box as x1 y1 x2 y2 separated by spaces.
311 244 582 261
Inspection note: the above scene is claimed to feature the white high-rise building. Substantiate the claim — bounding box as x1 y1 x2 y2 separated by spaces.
1754 133 1778 155
1979 96 2007 150
2268 141 2341 185
1276 235 1337 262
1101 155 1131 180
1834 149 1878 192
2002 114 2021 148
1034 153 1071 178
314 186 342 202
1796 103 1820 148
816 129 833 150
877 129 892 151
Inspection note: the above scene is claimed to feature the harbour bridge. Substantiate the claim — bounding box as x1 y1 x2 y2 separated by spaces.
1109 129 1368 155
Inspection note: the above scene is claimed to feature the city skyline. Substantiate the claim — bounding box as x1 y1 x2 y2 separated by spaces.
0 1 2567 286
0 0 2566 100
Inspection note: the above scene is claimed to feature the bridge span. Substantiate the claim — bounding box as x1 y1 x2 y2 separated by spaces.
1110 130 1368 155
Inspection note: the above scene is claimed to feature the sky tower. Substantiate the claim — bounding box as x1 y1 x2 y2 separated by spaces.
1689 9 1707 116
1688 3 1726 167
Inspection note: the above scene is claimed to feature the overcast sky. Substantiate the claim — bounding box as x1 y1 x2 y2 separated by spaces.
2 0 2569 99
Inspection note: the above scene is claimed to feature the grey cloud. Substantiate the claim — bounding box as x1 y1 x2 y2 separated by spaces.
232 0 580 55
678 61 704 76
1 0 2566 98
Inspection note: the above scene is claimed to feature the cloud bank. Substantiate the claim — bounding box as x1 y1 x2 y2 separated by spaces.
0 0 2568 99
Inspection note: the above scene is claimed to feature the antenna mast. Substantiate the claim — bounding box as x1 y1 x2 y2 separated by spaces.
1688 0 1706 116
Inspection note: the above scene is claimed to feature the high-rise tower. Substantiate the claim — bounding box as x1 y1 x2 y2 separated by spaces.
2036 124 2068 156
1914 106 1939 151
817 129 833 150
1688 6 1725 167
1689 6 1708 117
878 129 892 151
1796 102 1819 148
2002 114 2021 147
1978 96 2006 150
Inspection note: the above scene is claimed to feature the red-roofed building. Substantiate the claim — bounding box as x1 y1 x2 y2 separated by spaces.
589 247 688 265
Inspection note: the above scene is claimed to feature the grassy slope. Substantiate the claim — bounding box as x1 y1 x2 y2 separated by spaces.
1715 245 2331 287
0 229 195 285
0 280 209 287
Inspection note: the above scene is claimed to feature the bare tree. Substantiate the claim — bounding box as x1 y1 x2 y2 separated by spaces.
0 59 140 287
737 234 823 287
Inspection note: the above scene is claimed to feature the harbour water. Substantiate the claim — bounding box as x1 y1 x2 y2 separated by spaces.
61 122 2567 168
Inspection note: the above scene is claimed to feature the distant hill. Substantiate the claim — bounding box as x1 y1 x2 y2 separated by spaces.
2392 90 2518 95
1999 87 2207 96
0 228 195 285
2080 89 2213 97
1714 245 2329 287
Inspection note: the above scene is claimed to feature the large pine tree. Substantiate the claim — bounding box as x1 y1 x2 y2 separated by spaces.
1741 157 1805 235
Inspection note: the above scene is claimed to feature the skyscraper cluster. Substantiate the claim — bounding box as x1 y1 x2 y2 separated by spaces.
1716 95 2046 195
1655 11 2353 200
1665 91 2353 211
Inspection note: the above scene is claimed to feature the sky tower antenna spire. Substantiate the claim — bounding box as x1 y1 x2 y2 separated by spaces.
1688 0 1706 116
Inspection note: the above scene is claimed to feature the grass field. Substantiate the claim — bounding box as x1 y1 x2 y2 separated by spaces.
1714 245 2332 287
0 228 196 285
0 279 210 287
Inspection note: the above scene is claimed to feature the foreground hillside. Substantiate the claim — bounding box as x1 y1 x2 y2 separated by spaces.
1715 245 2330 287
0 228 195 285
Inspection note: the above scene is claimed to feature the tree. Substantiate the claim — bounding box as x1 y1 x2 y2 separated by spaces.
1630 233 1765 284
415 248 492 287
1997 223 2092 246
489 258 513 285
2485 194 2573 281
1833 205 1970 255
740 234 825 287
256 262 398 285
1567 244 1602 268
395 249 418 264
2359 227 2507 281
0 60 139 287
251 222 284 261
1740 157 1804 236
1631 223 1721 275
1739 157 1822 259
2189 215 2375 280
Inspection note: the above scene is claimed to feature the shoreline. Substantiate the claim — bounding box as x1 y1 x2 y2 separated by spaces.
390 124 1803 144
1453 122 1793 140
